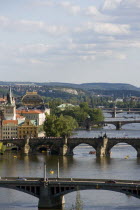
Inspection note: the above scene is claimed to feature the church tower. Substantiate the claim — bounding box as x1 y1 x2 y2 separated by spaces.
4 87 16 120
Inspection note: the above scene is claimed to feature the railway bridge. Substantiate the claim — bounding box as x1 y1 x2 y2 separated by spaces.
0 177 140 209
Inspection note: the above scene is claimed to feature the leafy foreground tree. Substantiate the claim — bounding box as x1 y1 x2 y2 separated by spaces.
43 115 78 138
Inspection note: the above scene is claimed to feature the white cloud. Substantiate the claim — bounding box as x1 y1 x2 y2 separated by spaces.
115 53 127 60
45 25 68 35
0 16 9 27
18 20 68 35
85 22 130 35
102 0 122 10
79 55 95 61
0 16 68 36
18 20 45 31
33 0 54 7
102 0 140 12
83 6 112 21
108 40 140 49
94 23 130 35
19 44 49 55
68 43 96 51
29 58 46 65
58 1 80 15
85 6 101 16
121 0 140 8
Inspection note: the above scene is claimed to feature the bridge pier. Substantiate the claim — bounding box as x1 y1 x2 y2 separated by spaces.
96 137 110 157
112 112 116 118
112 107 116 118
38 185 65 209
116 122 121 130
23 137 30 154
60 144 69 155
137 148 140 157
59 137 72 156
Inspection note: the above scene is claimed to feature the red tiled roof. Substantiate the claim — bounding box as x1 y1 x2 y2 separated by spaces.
16 110 43 114
2 120 18 125
0 98 6 102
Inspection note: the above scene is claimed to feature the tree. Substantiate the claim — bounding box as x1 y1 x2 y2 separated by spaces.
43 114 59 137
89 108 104 123
79 102 89 112
56 115 78 138
43 114 78 138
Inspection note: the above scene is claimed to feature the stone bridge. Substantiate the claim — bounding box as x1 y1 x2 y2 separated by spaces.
103 108 140 118
101 120 140 130
1 136 140 157
0 177 140 209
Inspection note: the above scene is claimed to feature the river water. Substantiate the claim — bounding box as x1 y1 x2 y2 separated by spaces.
0 113 140 210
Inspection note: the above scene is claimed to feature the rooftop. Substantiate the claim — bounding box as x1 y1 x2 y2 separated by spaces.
2 120 18 125
16 110 43 114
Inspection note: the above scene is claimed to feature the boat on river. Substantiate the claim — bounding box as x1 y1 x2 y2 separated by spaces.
124 155 129 159
89 151 96 155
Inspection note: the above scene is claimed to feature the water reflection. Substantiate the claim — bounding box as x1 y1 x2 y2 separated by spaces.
96 157 111 166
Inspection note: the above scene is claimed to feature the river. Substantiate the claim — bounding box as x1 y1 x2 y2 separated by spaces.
0 114 140 209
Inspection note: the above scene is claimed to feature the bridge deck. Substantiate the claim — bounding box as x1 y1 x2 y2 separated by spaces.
0 177 140 185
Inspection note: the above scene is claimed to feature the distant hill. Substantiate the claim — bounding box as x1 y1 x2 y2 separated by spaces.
0 81 139 91
35 82 140 91
0 82 140 99
79 83 139 91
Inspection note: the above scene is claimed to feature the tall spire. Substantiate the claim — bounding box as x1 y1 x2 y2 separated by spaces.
7 86 13 105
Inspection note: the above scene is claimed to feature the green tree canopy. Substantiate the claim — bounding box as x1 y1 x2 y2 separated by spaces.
53 104 104 127
88 108 104 123
43 114 78 138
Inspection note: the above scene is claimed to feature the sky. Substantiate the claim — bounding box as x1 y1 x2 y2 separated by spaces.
0 0 140 87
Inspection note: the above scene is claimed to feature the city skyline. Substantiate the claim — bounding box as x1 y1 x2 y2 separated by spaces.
0 0 140 86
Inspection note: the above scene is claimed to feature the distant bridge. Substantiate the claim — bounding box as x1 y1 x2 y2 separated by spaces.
1 136 140 157
0 177 140 209
101 119 140 130
103 108 140 118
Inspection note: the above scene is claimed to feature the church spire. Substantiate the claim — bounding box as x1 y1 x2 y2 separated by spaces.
7 86 13 105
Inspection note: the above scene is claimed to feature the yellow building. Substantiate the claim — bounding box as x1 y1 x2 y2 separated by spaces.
18 119 38 139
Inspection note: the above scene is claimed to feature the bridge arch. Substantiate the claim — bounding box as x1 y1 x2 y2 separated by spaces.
107 142 137 157
0 184 39 198
51 185 140 200
121 122 140 129
70 143 96 155
36 145 51 152
31 143 61 155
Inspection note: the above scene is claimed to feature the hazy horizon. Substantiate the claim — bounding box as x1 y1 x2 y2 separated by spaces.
0 80 139 88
